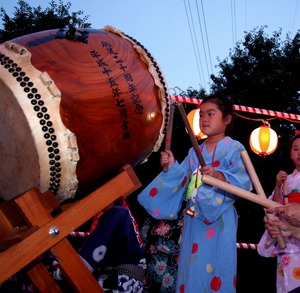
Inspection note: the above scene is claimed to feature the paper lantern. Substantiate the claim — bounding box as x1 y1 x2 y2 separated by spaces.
249 123 278 156
187 109 207 139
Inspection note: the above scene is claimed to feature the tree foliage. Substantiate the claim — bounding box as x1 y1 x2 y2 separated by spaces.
0 0 91 43
211 26 300 111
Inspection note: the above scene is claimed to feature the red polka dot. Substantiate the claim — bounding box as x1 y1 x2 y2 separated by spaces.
149 188 158 197
210 276 222 291
212 160 220 167
179 284 185 293
233 275 236 288
206 228 215 239
153 209 160 216
191 243 198 254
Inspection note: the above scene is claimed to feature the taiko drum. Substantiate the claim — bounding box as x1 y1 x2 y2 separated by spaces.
0 26 170 202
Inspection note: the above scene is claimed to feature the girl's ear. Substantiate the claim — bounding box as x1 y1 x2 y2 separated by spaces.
223 114 232 125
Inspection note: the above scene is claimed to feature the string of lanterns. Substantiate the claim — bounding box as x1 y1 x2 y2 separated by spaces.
178 96 299 157
186 108 279 157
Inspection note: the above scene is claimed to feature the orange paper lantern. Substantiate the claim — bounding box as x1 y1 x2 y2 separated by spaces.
249 124 278 156
187 109 207 140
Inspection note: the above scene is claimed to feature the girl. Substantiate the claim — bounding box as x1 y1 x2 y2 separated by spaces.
138 94 252 292
258 133 300 293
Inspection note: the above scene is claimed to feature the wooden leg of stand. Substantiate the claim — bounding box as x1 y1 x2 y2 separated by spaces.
0 165 141 292
26 261 63 293
14 186 103 292
51 239 103 292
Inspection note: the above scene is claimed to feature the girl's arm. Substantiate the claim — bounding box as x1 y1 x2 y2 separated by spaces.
273 171 287 202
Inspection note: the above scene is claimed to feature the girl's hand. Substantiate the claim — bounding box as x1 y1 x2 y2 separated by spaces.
160 150 175 168
264 215 293 238
201 166 225 181
275 170 287 188
267 203 300 227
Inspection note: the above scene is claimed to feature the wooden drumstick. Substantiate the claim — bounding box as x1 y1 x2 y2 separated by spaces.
201 174 282 209
283 180 289 205
163 102 175 172
176 103 206 167
240 150 287 249
264 180 288 248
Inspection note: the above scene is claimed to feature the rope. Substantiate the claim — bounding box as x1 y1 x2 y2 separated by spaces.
236 243 258 250
69 230 258 250
170 95 300 121
69 231 90 238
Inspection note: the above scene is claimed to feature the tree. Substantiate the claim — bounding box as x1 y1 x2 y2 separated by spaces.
0 0 91 43
211 26 300 111
209 26 300 194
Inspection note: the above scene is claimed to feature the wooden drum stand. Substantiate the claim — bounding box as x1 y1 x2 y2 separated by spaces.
0 164 141 292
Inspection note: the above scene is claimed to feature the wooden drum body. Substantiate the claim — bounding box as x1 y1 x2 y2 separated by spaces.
0 26 170 202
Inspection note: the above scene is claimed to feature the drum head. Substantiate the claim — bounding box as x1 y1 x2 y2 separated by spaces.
0 78 40 201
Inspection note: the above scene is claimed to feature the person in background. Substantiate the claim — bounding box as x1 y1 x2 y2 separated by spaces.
258 133 300 293
141 202 186 293
77 197 146 293
138 94 252 292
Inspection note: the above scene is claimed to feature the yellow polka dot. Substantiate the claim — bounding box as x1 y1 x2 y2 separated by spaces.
206 263 212 273
169 214 175 218
173 186 179 193
216 197 223 204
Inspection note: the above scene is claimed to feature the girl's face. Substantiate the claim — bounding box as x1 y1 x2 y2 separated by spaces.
199 102 232 137
291 138 300 171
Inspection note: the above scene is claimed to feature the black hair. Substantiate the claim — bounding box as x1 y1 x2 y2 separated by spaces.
289 133 300 153
201 93 234 136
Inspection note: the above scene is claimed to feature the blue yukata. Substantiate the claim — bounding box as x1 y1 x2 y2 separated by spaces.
138 137 252 293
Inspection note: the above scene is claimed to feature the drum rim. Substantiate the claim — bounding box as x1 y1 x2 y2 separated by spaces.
0 41 79 202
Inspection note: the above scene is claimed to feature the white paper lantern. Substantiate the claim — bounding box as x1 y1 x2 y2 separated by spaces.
249 124 278 156
187 109 207 140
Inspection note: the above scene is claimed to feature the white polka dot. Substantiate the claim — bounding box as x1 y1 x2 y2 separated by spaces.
92 245 107 262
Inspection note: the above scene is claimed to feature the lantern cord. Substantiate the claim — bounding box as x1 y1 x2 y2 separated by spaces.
284 118 300 124
234 112 300 124
234 112 278 123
